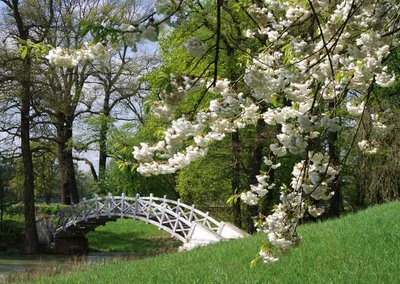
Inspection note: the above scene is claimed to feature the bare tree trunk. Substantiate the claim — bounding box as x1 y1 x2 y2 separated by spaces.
9 0 40 254
231 130 241 227
246 116 266 233
98 91 110 181
328 103 343 217
21 57 39 254
2 0 54 254
355 158 366 208
0 165 4 244
65 121 79 204
57 115 79 204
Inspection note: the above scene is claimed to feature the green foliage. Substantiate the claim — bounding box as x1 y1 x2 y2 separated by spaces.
76 170 96 198
80 21 121 44
35 204 67 217
0 203 67 251
337 49 400 210
33 153 59 204
35 201 400 283
176 139 232 206
0 159 20 250
17 39 52 59
101 161 177 198
281 43 294 66
11 152 60 203
0 207 23 251
97 121 178 198
6 204 68 217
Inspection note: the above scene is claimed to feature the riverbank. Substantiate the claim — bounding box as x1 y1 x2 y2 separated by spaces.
0 251 172 283
1 218 181 283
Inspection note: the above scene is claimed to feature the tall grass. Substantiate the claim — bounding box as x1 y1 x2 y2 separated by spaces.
30 201 400 283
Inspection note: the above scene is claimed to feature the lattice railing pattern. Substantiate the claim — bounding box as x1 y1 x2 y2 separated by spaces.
50 193 222 243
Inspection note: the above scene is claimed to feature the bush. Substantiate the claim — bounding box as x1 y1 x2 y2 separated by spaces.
36 204 67 216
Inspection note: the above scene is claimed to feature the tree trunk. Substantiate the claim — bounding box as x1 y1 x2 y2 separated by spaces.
12 0 40 252
224 44 243 228
328 103 343 217
6 0 55 254
355 158 366 208
246 116 266 233
57 115 79 204
231 130 241 227
21 58 39 254
98 91 110 181
65 117 79 204
0 172 4 243
98 121 108 180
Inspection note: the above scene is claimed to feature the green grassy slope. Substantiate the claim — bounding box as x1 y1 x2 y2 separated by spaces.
35 201 400 284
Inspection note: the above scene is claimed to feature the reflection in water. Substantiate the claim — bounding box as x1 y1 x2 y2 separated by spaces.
0 252 135 277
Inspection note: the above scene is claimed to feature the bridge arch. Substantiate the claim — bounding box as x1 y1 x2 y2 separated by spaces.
46 193 248 254
50 193 222 244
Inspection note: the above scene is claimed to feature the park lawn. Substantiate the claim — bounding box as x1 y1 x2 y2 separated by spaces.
33 201 400 283
86 218 181 254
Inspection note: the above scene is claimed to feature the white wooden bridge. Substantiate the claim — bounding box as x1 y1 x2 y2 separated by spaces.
44 193 248 253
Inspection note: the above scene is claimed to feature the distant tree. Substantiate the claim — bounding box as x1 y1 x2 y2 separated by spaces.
33 151 59 204
0 0 55 254
0 158 17 247
104 120 178 198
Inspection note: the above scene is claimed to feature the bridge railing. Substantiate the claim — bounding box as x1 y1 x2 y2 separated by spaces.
141 195 221 233
50 193 221 242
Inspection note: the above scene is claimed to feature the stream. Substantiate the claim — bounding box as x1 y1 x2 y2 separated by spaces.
0 252 135 279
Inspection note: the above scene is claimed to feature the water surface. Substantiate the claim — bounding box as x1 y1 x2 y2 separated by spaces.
0 252 135 278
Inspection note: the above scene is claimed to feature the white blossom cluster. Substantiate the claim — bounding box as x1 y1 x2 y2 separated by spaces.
254 152 335 261
112 24 159 50
153 75 205 121
240 0 399 263
47 16 164 65
131 0 400 264
241 174 273 205
46 42 108 68
134 79 246 175
356 109 394 154
184 37 207 58
357 139 378 154
292 152 337 201
346 101 365 117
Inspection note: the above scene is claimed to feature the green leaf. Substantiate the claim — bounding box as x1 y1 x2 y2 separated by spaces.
250 256 262 268
282 43 294 65
144 100 152 115
271 94 279 107
80 21 93 37
21 47 29 59
18 39 27 45
226 196 235 205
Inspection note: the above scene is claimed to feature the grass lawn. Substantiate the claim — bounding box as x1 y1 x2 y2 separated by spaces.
86 219 181 254
29 201 400 283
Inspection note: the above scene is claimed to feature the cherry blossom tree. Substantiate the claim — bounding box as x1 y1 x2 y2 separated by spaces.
48 0 400 263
